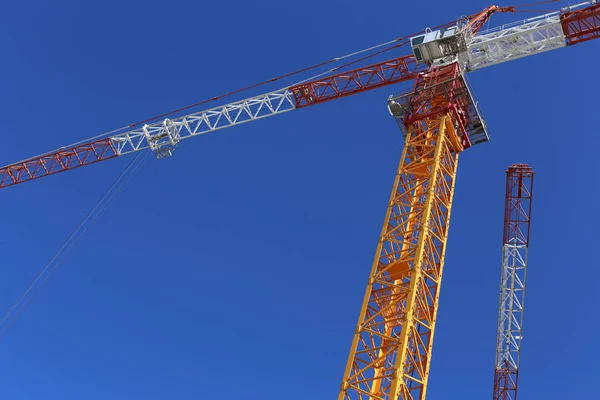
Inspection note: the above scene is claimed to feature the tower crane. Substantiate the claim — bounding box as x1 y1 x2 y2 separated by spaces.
493 165 534 400
0 1 598 399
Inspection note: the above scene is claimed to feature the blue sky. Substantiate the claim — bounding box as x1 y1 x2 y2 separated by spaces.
0 0 598 398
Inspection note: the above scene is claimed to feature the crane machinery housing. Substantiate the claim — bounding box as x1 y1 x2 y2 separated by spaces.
0 1 598 399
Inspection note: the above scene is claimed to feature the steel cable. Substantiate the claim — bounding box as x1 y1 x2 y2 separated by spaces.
0 151 148 341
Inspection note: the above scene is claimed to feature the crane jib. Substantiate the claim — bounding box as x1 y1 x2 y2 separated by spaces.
0 139 117 189
0 1 598 190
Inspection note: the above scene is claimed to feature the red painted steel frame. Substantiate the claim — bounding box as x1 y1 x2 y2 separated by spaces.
290 55 422 108
503 164 534 247
493 362 519 400
468 5 516 34
403 63 479 149
0 138 118 189
561 4 600 45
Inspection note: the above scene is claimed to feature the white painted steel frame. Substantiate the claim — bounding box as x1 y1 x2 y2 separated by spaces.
465 1 598 71
466 16 566 71
110 89 296 157
495 240 528 371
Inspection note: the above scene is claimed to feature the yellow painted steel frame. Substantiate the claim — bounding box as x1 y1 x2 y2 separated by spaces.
339 111 462 400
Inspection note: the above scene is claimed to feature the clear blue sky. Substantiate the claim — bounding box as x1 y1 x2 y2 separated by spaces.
0 0 598 398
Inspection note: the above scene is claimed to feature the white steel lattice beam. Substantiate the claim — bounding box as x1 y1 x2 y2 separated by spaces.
110 89 296 158
496 243 527 370
466 15 566 71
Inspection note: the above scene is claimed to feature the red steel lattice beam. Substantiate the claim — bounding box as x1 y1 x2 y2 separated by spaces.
493 362 519 400
0 138 118 189
503 164 534 247
290 55 422 108
561 4 600 45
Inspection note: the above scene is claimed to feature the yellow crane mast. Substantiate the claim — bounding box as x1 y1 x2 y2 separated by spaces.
339 63 479 400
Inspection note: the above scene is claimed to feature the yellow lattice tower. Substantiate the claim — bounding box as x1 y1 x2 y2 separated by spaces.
339 64 479 400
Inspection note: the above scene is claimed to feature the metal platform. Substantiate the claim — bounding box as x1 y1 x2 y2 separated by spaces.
387 69 489 149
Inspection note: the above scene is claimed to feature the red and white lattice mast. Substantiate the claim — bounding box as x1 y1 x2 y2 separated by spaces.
493 164 534 400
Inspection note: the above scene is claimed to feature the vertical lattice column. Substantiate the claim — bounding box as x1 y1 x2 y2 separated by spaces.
493 164 534 400
338 64 472 400
339 62 488 400
338 111 460 400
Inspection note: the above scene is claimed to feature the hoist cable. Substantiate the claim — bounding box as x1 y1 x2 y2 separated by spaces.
0 152 148 340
